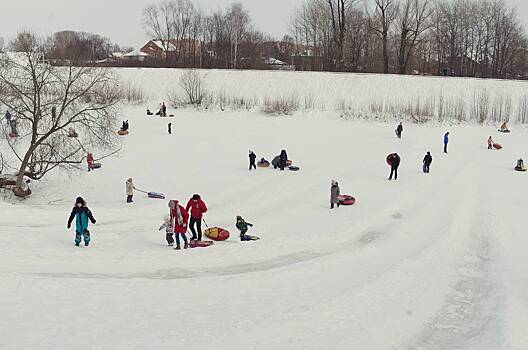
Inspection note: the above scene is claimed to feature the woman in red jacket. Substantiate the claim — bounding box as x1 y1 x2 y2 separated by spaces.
186 194 208 241
169 199 189 250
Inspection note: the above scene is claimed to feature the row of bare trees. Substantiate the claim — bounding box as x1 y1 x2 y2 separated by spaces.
290 0 528 78
141 0 271 69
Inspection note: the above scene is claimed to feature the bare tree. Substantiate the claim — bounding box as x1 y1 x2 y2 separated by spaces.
397 0 432 74
0 34 121 197
369 0 398 74
142 2 176 63
226 3 250 69
327 0 355 70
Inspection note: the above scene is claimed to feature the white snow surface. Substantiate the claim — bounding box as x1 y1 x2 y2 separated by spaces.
1 70 528 349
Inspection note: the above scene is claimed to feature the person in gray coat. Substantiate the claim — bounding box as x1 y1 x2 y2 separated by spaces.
126 178 135 203
330 180 340 209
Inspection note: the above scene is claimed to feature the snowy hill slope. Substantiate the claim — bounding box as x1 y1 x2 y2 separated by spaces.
1 69 528 349
116 68 528 124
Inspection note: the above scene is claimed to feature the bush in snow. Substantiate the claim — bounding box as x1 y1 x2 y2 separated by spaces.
262 95 299 115
171 69 208 107
119 82 146 105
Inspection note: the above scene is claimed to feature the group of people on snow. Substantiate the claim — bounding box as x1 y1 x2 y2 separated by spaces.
249 149 289 171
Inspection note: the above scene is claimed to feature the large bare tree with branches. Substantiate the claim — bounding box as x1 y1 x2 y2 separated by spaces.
0 34 120 197
369 0 399 74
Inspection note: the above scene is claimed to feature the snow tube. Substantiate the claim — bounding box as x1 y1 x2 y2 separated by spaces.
257 162 270 168
337 194 356 206
386 154 394 166
204 227 230 241
498 129 510 133
90 163 102 169
288 166 300 171
148 192 165 199
493 143 502 150
189 240 214 248
286 160 293 167
8 132 18 138
118 130 129 136
515 166 527 172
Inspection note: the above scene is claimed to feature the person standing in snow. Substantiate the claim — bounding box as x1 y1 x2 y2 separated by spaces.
423 152 432 173
126 178 135 203
168 122 172 135
443 132 450 153
169 199 189 250
249 151 257 170
396 122 403 139
159 215 175 246
487 136 494 150
67 197 96 247
388 153 401 180
186 194 208 241
161 102 167 117
87 152 94 172
279 149 288 170
236 216 254 241
5 110 11 125
330 180 340 209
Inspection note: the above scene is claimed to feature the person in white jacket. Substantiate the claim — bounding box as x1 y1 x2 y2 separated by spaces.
126 178 135 203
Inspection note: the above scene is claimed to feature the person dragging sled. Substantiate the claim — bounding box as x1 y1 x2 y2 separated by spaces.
388 153 401 180
249 151 257 170
423 152 432 173
236 216 254 241
396 122 403 139
67 197 96 247
488 136 494 150
330 180 340 209
126 178 135 203
159 215 174 246
186 194 208 241
443 132 450 153
169 199 189 250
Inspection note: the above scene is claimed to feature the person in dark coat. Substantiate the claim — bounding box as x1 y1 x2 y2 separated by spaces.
249 151 257 170
236 216 254 241
423 152 432 173
330 180 340 209
272 155 280 169
67 197 97 246
279 150 288 170
168 123 172 135
161 103 167 117
396 122 403 139
388 153 401 180
444 132 450 153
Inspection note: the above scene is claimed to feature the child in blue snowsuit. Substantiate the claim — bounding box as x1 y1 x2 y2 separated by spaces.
67 197 96 246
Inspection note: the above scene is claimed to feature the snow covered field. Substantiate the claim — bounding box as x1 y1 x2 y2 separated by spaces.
1 70 528 349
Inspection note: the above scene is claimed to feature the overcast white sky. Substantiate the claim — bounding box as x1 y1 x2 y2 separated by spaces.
1 0 528 48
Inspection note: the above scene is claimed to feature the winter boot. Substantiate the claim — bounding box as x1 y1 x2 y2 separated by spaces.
168 242 174 247
174 245 181 250
75 242 80 247
184 242 189 249
85 242 89 247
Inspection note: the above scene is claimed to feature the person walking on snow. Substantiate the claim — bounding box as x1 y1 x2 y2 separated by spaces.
423 152 433 173
388 153 401 180
249 151 257 170
236 216 254 241
5 110 11 124
67 197 96 247
396 122 403 139
169 199 189 250
488 136 494 150
443 132 450 153
186 194 208 241
168 122 172 135
330 180 340 209
159 215 174 246
126 178 135 203
162 103 167 117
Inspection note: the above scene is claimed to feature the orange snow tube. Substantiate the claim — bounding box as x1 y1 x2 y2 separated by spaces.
493 143 502 150
204 227 230 241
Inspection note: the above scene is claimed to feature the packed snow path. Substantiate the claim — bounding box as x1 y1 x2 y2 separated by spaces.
1 109 527 349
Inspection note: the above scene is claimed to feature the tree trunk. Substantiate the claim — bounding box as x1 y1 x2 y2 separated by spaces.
383 33 389 73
